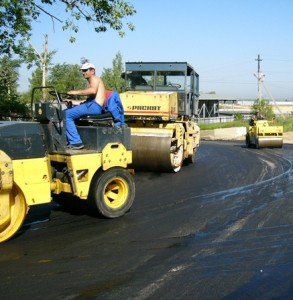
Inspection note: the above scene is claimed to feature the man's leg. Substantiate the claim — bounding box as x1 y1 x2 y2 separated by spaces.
66 104 88 145
106 92 125 126
66 101 103 146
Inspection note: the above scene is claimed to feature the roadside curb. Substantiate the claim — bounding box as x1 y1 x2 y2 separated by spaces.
200 127 246 141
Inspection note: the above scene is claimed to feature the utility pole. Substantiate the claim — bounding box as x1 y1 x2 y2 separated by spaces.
253 54 265 102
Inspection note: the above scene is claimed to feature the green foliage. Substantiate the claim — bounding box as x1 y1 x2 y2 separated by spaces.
18 91 32 106
23 37 57 70
234 112 243 121
26 63 87 100
199 116 293 132
0 0 136 57
276 116 293 132
29 68 43 88
101 52 125 92
0 96 29 119
0 0 36 56
0 56 21 97
0 56 28 117
27 68 44 100
251 99 274 119
47 63 86 91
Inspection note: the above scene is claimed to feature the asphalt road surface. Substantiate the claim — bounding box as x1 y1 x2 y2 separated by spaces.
1 141 293 300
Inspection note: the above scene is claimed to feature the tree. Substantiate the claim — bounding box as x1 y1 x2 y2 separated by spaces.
25 63 86 101
251 99 274 120
29 68 44 89
23 34 57 99
101 52 125 93
0 56 20 98
47 63 86 91
0 56 28 117
0 0 136 57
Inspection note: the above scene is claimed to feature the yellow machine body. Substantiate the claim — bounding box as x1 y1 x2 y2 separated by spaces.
120 91 200 172
246 120 283 148
0 86 135 243
8 143 131 205
49 143 132 199
121 91 178 121
0 143 133 243
121 61 201 173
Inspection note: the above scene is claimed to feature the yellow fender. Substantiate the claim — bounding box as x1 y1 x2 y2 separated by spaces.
0 150 13 231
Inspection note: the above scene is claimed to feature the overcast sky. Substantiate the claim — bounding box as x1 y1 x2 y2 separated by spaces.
19 0 293 100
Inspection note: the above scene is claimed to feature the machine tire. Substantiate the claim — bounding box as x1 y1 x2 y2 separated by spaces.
88 167 135 218
185 148 197 164
0 184 27 243
171 144 184 173
246 134 251 148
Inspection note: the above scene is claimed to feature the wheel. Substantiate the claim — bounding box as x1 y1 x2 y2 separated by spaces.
0 185 27 243
88 167 135 218
246 134 251 148
185 148 197 164
171 144 184 173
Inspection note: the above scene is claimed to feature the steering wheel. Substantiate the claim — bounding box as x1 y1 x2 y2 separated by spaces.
49 90 72 103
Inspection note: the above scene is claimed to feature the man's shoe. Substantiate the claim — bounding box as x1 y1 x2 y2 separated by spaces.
67 143 84 150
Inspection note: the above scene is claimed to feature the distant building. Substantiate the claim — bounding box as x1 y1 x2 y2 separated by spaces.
198 94 238 118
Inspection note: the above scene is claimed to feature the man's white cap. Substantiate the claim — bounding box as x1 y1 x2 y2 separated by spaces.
80 62 95 70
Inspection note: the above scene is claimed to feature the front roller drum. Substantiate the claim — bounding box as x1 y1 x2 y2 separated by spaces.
131 135 184 173
257 137 283 149
88 167 135 218
0 185 27 243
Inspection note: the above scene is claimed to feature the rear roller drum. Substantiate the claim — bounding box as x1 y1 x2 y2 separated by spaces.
88 167 135 218
0 185 27 243
131 136 184 173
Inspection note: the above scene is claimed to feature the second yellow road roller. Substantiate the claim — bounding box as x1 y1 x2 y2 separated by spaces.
246 119 283 148
120 62 200 173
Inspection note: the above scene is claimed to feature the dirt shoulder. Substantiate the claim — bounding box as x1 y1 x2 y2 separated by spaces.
283 131 293 144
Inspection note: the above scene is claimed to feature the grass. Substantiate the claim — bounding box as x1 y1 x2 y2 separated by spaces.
198 117 293 132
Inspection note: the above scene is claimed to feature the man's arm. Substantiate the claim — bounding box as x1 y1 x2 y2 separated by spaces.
67 86 96 97
67 76 106 106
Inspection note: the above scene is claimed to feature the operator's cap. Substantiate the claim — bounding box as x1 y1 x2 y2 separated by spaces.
80 62 95 70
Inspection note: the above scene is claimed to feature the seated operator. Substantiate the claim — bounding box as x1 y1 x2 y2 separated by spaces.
249 111 265 126
64 62 125 150
64 62 106 149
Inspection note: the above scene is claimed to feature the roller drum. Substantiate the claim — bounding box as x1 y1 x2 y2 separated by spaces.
131 134 183 172
258 137 283 148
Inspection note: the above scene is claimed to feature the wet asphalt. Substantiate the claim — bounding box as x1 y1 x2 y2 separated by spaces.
1 141 293 300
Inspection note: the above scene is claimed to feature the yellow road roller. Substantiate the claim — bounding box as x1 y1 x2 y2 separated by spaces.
0 87 135 243
246 119 283 148
120 62 200 173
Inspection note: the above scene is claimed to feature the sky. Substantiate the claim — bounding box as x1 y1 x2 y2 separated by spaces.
18 0 293 100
